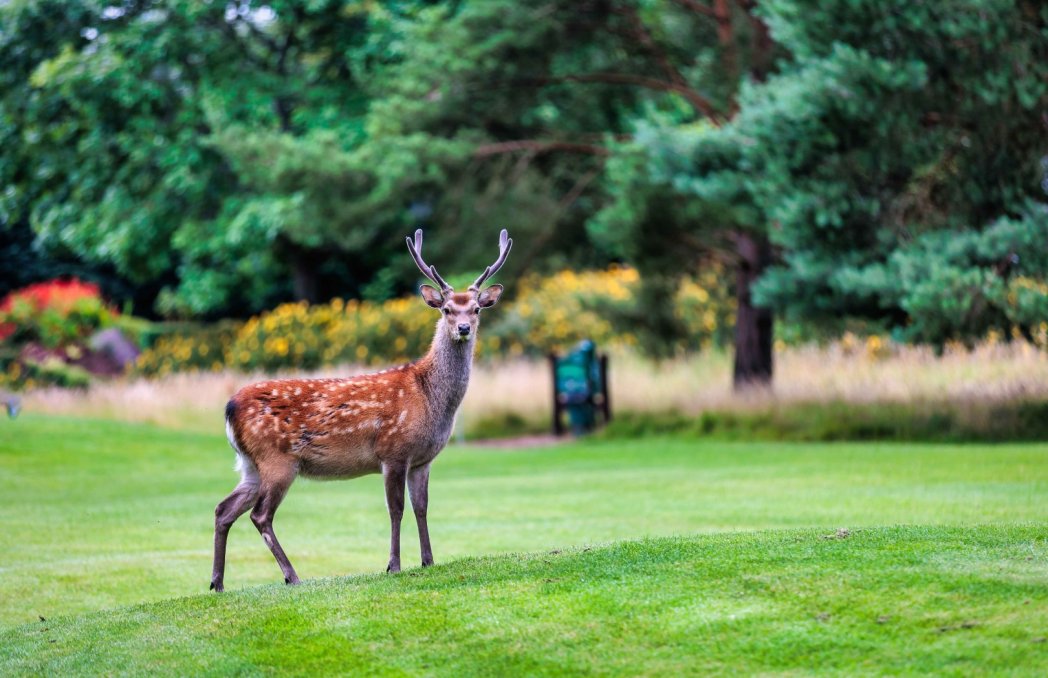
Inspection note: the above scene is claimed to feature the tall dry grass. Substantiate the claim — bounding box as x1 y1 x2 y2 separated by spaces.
21 340 1048 437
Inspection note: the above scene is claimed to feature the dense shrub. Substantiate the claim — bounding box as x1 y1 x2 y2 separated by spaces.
323 298 437 367
0 278 128 390
224 297 456 371
491 267 638 355
214 266 733 373
601 400 1048 443
4 356 93 390
674 266 736 350
0 279 117 348
134 322 243 377
225 300 344 372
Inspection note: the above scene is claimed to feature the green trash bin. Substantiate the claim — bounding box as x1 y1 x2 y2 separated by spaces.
550 340 611 436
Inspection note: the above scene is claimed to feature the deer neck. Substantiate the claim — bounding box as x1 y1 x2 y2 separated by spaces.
418 322 474 415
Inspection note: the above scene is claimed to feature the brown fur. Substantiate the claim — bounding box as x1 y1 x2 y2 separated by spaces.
227 347 464 479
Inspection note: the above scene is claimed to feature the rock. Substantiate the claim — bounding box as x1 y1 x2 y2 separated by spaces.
88 328 140 370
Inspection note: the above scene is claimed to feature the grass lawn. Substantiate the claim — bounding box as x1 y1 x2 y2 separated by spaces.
2 527 1046 675
1 414 1046 674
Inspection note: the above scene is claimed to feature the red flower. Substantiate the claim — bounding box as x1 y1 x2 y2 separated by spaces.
0 278 114 341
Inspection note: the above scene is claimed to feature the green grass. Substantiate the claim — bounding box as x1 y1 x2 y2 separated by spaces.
601 399 1048 442
1 414 1046 674
2 527 1046 675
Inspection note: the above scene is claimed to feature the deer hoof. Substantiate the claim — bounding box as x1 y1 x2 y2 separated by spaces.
210 581 223 593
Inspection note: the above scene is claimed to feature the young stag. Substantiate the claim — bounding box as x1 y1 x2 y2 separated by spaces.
210 229 511 591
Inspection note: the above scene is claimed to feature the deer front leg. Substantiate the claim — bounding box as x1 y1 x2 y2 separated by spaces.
408 463 433 567
383 462 407 573
251 473 301 586
211 481 259 592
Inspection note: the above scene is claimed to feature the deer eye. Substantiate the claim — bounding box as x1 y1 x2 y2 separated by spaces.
442 307 451 315
473 307 481 314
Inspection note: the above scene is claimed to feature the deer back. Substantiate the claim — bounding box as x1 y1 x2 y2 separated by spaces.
228 363 450 480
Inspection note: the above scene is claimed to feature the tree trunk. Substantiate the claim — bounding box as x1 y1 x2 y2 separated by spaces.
733 231 773 389
286 244 318 304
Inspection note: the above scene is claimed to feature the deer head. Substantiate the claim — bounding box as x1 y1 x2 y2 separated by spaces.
406 229 511 343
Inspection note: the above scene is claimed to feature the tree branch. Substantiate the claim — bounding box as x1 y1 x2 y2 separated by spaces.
474 140 611 157
558 162 606 209
735 0 774 82
670 0 717 17
713 0 738 86
525 72 723 124
619 5 689 89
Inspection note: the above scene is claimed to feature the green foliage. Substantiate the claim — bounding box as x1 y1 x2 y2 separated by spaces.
590 0 1048 352
827 205 1048 343
133 321 243 377
0 1 438 317
2 0 1046 356
603 398 1048 443
491 267 641 356
742 0 1048 343
137 267 733 374
465 411 544 440
367 0 749 316
0 278 127 390
5 356 93 390
1 293 115 350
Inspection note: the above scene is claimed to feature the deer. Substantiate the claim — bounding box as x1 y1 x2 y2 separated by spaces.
210 228 511 592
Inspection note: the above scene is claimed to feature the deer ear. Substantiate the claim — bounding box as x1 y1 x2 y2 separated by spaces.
477 284 504 308
420 284 444 308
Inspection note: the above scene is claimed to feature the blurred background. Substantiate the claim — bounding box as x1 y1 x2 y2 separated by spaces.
2 0 1047 440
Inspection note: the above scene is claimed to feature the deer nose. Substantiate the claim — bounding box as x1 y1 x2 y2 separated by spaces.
457 323 471 336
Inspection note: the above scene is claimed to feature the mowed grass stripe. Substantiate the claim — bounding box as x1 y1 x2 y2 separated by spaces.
1 527 1046 676
1 415 1046 627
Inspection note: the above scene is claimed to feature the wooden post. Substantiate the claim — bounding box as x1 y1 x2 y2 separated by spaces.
599 353 611 424
549 353 563 436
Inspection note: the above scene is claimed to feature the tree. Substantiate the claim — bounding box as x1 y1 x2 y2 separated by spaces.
595 0 1047 371
0 1 143 302
364 0 781 387
2 1 241 314
735 0 1048 345
1 1 439 316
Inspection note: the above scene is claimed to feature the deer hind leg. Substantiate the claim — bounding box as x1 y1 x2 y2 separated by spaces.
383 462 408 573
251 462 301 585
211 456 261 592
408 463 433 567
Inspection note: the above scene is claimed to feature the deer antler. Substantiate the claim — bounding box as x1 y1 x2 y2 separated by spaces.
470 229 513 291
406 229 452 293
